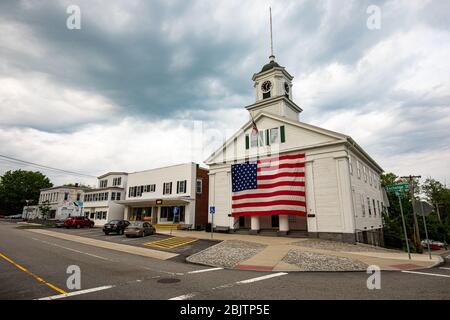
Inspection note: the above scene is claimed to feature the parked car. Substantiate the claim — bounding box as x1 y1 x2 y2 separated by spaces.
421 239 446 250
103 220 130 235
124 221 155 238
55 220 65 228
64 216 94 229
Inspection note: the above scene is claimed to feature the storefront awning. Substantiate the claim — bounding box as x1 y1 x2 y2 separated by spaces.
115 197 192 207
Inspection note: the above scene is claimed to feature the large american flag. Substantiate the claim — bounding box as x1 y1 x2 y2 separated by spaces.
231 153 306 217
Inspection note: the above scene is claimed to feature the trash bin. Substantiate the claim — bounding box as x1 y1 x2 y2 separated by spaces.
205 223 212 232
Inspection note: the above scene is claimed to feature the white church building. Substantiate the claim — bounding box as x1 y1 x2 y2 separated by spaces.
205 53 385 245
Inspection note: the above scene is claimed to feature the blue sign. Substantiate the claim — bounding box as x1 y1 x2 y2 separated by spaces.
209 206 215 214
173 207 179 215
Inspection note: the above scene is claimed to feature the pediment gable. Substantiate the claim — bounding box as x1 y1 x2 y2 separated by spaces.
205 112 347 165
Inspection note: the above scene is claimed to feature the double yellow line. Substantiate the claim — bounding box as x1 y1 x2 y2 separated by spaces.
0 252 66 295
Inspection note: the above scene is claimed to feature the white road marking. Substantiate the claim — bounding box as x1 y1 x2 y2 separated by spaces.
168 272 289 300
37 285 114 300
169 293 197 300
439 267 450 270
31 237 110 261
402 270 450 278
188 267 224 274
236 272 288 284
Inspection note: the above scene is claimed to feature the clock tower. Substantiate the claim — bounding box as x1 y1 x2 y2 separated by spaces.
246 9 302 122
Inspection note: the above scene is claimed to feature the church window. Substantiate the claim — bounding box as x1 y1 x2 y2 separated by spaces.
356 161 361 178
250 132 258 148
269 128 279 144
280 125 286 143
349 156 353 175
361 194 366 217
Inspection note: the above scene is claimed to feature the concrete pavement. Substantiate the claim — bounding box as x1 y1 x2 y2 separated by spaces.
1 221 450 300
159 229 443 271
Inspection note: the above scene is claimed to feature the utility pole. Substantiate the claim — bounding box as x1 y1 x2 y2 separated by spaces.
435 203 442 223
400 175 421 250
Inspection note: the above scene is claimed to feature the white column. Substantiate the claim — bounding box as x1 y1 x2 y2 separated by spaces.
250 216 260 231
124 206 129 220
279 215 289 232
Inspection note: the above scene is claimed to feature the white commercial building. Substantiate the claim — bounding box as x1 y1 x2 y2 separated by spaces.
83 172 128 226
26 185 86 220
116 163 209 229
205 54 385 245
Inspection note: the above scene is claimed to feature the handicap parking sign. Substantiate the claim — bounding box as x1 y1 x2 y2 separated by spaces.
209 206 215 214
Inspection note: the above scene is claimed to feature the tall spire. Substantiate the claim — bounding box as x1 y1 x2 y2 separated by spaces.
269 7 275 62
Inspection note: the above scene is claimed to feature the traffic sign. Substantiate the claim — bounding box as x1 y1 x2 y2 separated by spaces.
414 201 433 217
385 183 409 193
209 206 215 214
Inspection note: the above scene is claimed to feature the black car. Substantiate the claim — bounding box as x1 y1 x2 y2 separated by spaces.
103 220 130 235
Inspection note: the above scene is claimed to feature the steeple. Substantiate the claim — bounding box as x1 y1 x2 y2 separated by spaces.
269 7 275 63
246 8 302 121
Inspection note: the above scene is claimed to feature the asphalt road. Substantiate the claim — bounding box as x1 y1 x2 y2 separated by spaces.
1 221 449 300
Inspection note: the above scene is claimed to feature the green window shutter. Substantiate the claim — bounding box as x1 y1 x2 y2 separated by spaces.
245 134 249 150
280 125 286 143
266 129 270 146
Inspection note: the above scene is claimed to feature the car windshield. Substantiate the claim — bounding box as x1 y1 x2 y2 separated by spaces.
109 220 120 224
128 221 143 227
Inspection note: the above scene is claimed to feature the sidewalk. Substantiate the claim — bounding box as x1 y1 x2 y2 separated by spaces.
159 229 444 272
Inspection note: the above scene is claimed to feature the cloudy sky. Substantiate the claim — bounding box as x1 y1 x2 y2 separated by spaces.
0 0 449 187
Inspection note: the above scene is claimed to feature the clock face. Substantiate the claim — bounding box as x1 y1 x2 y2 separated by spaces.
261 80 272 93
284 82 290 94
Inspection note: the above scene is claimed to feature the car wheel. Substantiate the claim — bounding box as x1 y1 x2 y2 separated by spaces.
105 232 109 235
120 229 124 235
76 224 81 229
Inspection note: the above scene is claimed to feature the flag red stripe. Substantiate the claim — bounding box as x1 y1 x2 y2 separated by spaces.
257 153 305 164
232 190 305 201
257 181 305 189
231 210 306 217
257 162 305 172
257 172 305 180
232 200 306 209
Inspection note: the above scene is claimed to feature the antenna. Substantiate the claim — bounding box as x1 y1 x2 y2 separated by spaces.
269 7 275 62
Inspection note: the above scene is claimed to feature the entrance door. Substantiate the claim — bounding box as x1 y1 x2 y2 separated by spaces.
271 215 279 228
239 216 245 228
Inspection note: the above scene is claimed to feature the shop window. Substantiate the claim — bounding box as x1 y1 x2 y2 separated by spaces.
196 179 202 194
163 182 172 195
177 180 187 194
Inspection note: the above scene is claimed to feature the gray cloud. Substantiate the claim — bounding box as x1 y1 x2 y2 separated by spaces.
0 0 449 184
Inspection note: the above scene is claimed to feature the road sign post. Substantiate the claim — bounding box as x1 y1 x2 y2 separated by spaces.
209 206 215 239
386 183 411 259
420 202 432 260
397 192 411 260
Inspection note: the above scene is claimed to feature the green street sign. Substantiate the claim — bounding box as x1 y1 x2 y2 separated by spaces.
385 183 409 193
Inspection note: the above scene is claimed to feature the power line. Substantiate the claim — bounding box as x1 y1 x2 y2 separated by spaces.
0 154 96 178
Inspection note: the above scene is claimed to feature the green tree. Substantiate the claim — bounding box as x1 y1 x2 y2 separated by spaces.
0 170 53 216
38 200 51 220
